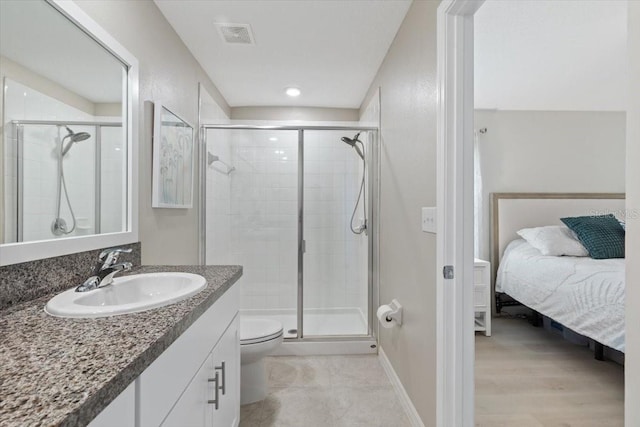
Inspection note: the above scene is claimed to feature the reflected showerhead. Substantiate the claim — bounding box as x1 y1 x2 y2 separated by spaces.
69 132 91 143
341 132 361 147
341 132 364 160
61 126 91 156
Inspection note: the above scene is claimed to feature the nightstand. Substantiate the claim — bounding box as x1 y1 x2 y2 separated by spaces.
474 258 491 336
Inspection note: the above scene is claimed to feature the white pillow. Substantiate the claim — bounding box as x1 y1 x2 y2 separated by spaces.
516 225 589 257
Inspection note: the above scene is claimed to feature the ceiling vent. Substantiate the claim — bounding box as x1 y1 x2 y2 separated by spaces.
215 23 255 45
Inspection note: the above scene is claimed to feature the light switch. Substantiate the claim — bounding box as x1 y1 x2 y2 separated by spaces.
422 207 437 233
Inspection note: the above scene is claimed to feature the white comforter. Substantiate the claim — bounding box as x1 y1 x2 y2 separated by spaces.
496 239 625 352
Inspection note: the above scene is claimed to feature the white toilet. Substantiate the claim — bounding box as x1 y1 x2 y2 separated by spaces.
240 317 284 405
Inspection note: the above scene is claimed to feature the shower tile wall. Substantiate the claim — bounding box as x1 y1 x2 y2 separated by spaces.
2 79 124 242
303 130 368 321
206 129 368 325
231 130 298 311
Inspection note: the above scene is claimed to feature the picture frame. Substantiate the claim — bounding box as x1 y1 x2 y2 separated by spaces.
152 102 194 208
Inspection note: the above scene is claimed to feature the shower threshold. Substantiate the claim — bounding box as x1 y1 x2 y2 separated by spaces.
241 307 377 355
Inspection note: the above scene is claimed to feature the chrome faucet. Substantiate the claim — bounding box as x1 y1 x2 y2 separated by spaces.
75 248 133 292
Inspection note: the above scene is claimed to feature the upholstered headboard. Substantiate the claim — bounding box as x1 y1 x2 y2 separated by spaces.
490 192 626 312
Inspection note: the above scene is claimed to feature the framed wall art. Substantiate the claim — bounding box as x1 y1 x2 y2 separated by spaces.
152 103 194 208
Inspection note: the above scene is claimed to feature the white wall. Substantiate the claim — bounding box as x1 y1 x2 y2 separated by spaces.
230 106 359 122
360 1 439 423
474 1 627 112
0 55 96 116
76 0 230 265
625 3 640 426
475 110 626 260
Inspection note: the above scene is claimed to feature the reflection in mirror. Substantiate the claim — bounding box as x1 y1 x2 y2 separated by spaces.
0 0 128 244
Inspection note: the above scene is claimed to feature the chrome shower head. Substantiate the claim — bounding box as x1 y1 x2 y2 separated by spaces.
341 132 361 146
69 132 91 143
61 126 91 156
341 132 364 160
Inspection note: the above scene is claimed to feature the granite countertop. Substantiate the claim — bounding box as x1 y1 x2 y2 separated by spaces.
0 265 242 427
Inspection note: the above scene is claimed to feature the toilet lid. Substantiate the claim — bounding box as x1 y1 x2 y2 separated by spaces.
240 317 283 344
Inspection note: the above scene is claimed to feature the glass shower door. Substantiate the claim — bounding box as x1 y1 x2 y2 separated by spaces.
302 130 369 337
205 128 300 338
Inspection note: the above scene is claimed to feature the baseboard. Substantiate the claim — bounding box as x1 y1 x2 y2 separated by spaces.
378 348 425 427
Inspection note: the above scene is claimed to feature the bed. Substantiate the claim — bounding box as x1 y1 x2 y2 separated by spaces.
491 192 626 356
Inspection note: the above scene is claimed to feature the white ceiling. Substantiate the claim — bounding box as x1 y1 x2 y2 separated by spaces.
154 0 412 108
0 0 124 104
475 0 628 111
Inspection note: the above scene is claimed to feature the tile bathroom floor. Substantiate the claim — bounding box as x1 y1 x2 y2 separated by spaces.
239 355 412 427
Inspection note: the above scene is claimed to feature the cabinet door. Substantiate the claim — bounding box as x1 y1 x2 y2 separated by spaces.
211 314 240 427
138 286 239 427
160 354 214 427
88 382 135 427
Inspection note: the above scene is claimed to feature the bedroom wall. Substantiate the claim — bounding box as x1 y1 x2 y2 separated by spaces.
625 2 640 425
360 0 439 424
75 0 230 265
474 110 626 260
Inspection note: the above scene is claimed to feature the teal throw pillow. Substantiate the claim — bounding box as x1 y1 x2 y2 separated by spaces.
561 214 625 259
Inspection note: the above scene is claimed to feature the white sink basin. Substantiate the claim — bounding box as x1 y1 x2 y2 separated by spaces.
45 272 207 318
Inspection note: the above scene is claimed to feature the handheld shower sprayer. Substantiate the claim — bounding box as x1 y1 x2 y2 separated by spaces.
51 125 92 236
341 132 367 235
341 133 365 160
61 126 91 156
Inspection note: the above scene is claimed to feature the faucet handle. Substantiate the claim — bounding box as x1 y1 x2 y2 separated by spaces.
98 247 133 262
96 247 133 272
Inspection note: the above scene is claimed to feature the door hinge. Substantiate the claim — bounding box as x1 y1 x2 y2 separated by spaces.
301 239 306 253
443 265 454 279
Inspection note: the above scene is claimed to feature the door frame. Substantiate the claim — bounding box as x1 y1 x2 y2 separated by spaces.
436 1 484 426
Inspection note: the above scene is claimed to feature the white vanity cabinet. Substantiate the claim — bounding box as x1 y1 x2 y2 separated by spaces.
88 382 136 427
161 316 240 427
89 285 240 427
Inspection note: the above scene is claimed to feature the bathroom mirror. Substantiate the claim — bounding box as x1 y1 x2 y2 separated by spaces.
0 0 138 265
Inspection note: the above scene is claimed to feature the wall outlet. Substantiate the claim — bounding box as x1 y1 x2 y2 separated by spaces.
421 207 437 233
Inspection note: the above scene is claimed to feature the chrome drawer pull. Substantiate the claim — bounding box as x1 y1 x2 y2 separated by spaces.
207 372 220 409
215 361 226 395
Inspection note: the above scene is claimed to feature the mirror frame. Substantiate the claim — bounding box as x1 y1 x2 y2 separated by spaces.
0 0 139 266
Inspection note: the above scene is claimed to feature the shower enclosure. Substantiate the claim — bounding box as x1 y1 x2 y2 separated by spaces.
202 125 378 346
6 120 125 242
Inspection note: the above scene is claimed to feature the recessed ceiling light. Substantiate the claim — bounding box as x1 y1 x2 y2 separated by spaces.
269 137 278 141
285 87 301 97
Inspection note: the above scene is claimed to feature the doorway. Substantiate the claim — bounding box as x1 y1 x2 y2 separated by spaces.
437 1 629 426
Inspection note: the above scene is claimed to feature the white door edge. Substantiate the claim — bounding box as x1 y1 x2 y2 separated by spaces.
436 1 484 426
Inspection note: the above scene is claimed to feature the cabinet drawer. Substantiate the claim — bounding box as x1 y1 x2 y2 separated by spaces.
474 268 486 285
474 283 488 309
139 285 239 427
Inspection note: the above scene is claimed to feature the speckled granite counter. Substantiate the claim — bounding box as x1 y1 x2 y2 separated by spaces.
0 265 242 427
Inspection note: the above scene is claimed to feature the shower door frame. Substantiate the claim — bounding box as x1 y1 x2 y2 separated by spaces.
12 119 122 242
201 124 379 343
